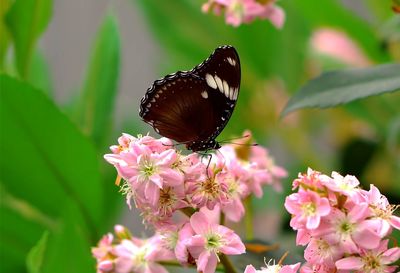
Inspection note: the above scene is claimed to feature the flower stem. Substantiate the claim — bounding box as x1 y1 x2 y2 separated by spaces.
219 253 238 273
244 196 254 240
180 207 196 218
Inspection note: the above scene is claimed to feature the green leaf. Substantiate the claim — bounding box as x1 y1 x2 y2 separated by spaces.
77 13 120 148
0 75 104 271
281 63 400 116
40 203 95 273
0 0 12 70
26 231 48 273
4 0 53 78
28 49 53 96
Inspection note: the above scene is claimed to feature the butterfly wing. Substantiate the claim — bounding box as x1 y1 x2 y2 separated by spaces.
191 45 241 139
139 72 223 144
139 45 241 149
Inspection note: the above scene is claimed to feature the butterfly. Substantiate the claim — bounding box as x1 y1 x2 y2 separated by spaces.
139 45 241 152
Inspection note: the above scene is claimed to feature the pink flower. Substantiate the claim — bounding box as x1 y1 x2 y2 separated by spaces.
300 263 336 273
285 190 331 230
114 235 174 273
364 184 400 236
292 168 328 191
304 238 343 267
92 233 114 260
336 240 400 273
244 261 301 273
321 171 360 200
218 172 247 222
202 0 285 28
311 28 371 67
105 134 184 208
186 211 245 273
317 206 381 253
175 222 196 266
186 165 229 210
249 145 287 192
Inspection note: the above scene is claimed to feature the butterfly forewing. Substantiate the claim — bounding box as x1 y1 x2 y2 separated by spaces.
139 45 241 151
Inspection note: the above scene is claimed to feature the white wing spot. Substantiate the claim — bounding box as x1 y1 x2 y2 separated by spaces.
233 88 239 100
227 57 236 66
155 127 160 133
223 80 230 97
151 98 156 103
205 74 217 89
201 91 208 99
214 75 224 94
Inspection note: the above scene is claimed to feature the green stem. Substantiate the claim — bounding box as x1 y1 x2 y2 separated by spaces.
244 196 254 240
180 207 196 218
219 253 238 273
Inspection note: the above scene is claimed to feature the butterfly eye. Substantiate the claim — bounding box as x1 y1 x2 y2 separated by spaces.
139 45 241 152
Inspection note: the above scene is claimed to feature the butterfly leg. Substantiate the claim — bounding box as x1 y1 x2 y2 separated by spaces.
198 152 213 179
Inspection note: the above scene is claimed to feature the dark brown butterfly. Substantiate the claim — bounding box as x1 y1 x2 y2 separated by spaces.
139 45 241 152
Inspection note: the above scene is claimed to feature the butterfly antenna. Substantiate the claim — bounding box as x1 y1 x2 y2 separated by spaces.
219 134 258 146
218 134 251 143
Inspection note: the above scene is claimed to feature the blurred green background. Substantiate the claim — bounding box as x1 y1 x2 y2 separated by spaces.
0 0 399 272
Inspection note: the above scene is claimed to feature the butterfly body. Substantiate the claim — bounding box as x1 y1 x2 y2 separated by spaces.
139 45 241 152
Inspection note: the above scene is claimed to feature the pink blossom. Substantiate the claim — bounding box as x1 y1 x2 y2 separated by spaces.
292 168 328 191
244 261 301 273
249 145 287 192
321 171 360 200
186 211 245 273
202 0 285 28
92 233 114 260
317 206 381 253
300 263 336 273
311 28 371 67
304 238 343 267
114 235 174 273
186 165 229 210
364 184 400 236
105 134 184 208
219 172 247 222
284 190 331 230
175 222 196 266
336 240 400 273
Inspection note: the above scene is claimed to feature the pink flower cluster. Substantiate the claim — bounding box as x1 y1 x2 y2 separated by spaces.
202 0 285 28
97 132 287 273
92 225 175 273
284 168 400 273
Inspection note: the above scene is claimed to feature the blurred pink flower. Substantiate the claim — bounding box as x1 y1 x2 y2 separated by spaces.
92 233 114 260
186 211 245 273
202 0 285 28
311 28 371 67
114 235 174 273
284 190 331 230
